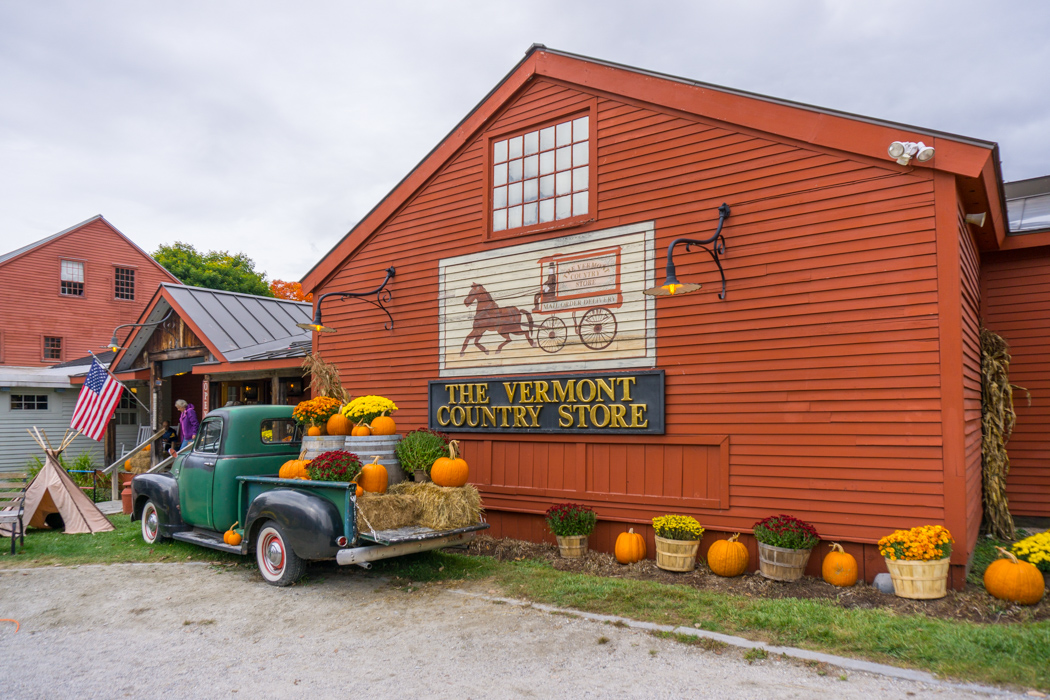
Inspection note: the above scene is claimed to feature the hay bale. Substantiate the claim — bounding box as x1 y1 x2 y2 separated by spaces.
356 492 420 531
389 481 483 531
124 448 152 475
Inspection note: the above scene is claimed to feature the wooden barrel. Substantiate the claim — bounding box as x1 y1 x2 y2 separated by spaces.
344 435 405 485
884 557 949 599
301 436 345 461
556 535 589 558
757 542 813 581
655 535 700 572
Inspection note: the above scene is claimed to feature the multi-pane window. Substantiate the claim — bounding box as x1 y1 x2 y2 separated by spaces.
492 114 590 233
60 260 84 296
12 395 48 410
115 267 135 300
115 391 137 425
43 336 62 361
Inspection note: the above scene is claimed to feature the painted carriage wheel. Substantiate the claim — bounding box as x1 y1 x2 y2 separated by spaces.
537 317 568 353
578 308 617 350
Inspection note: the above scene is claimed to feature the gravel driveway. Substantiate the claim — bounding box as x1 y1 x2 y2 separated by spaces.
0 562 1020 699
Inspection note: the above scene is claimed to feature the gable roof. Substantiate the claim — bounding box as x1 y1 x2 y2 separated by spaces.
302 45 1007 293
0 215 182 283
113 284 312 373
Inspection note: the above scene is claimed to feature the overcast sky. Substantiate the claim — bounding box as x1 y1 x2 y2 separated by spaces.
2 1 1047 282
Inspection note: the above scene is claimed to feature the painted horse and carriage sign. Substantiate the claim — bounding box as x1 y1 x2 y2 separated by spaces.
439 222 657 377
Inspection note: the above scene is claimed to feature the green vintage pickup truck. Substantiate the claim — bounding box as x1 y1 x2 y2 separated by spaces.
131 405 487 585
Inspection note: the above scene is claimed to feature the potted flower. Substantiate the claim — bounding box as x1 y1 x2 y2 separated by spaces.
340 395 399 431
307 450 363 484
292 397 343 436
753 514 820 581
545 503 596 558
394 428 450 482
878 525 953 599
652 515 704 572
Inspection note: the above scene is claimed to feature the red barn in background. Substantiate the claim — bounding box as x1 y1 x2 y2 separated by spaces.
291 46 1029 587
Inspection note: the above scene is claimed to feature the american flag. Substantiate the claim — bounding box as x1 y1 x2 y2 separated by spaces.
71 359 124 441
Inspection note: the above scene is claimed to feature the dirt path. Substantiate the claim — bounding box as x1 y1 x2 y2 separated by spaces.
0 563 1021 699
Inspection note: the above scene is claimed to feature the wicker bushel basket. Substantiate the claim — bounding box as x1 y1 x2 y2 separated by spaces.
884 557 950 599
757 542 813 581
556 534 589 558
655 536 700 572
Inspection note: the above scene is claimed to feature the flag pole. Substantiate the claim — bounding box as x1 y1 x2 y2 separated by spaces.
87 350 151 414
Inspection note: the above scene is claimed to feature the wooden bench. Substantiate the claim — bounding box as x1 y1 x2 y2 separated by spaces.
0 473 28 554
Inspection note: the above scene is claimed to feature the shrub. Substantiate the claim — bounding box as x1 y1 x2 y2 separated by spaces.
545 503 597 537
394 428 450 473
753 514 820 550
307 450 363 483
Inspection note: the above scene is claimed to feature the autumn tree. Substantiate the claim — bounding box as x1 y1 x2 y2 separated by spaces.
270 280 313 302
153 242 272 296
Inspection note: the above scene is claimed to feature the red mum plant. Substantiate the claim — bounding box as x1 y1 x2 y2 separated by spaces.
307 450 363 483
545 503 597 537
753 514 820 550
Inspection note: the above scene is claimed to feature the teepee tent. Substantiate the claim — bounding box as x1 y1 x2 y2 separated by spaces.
3 428 114 535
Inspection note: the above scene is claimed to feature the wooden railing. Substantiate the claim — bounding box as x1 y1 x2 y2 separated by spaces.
100 429 164 501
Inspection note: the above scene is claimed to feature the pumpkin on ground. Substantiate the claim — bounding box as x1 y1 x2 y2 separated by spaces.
307 425 323 437
822 542 858 587
223 521 242 546
615 528 646 564
326 412 352 436
370 411 397 436
707 533 749 577
279 459 311 480
984 547 1045 605
351 421 371 437
359 456 389 494
431 440 469 487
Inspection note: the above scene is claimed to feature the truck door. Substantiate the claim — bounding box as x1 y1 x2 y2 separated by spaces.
177 416 224 530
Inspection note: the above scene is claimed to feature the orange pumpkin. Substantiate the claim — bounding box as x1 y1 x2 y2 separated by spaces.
707 533 749 577
326 412 352 436
351 420 371 437
359 456 388 494
370 411 397 436
124 459 133 472
307 425 323 437
431 440 469 487
615 528 646 564
984 547 1045 605
349 482 364 497
822 542 858 587
279 459 312 479
223 521 242 546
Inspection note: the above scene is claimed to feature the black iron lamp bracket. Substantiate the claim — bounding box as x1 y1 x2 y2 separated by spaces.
315 266 397 330
105 309 176 350
667 203 731 299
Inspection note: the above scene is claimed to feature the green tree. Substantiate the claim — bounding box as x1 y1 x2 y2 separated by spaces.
153 242 273 296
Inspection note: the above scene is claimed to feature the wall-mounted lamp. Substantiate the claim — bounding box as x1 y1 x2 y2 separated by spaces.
887 141 935 166
644 203 731 299
297 267 397 334
103 309 175 352
964 212 988 228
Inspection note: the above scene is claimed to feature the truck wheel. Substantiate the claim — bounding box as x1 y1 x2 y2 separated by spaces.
141 500 168 544
256 520 305 586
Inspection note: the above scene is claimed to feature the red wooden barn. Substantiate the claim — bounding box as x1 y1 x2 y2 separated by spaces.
301 47 1017 587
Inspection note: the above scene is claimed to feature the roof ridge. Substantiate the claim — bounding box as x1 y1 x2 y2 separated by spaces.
162 282 311 307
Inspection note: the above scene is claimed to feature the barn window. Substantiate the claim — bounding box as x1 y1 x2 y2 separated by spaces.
43 336 62 361
60 260 84 296
115 267 135 300
11 394 48 410
491 113 591 234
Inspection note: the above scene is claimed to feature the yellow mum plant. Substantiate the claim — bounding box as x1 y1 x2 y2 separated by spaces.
652 515 704 541
341 395 398 426
878 525 953 561
1011 530 1050 572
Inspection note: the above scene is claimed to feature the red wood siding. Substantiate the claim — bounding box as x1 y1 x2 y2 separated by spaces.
315 77 967 574
0 219 177 366
958 207 983 549
981 247 1050 517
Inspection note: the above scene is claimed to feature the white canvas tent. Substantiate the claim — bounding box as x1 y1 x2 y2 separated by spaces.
1 428 114 535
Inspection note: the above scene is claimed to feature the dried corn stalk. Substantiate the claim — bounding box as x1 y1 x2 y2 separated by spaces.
301 353 350 403
980 327 1028 540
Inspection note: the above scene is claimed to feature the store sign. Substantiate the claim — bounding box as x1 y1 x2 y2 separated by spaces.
428 370 664 435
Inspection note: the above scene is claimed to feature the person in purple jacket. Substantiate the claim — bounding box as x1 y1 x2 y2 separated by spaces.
175 399 199 450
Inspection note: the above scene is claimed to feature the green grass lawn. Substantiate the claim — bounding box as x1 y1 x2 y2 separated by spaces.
4 517 1047 691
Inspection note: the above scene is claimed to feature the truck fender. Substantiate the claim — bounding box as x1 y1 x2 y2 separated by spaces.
245 489 342 561
130 473 188 537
